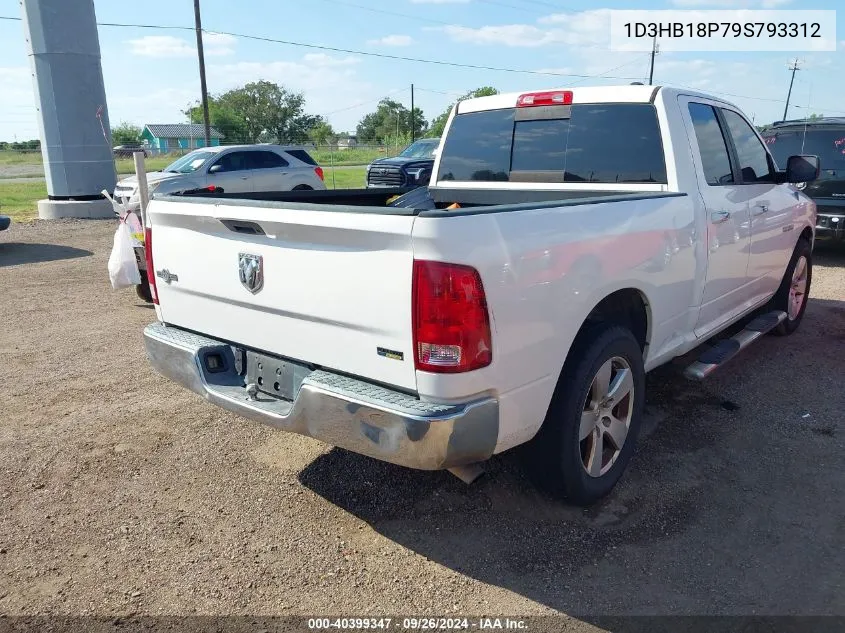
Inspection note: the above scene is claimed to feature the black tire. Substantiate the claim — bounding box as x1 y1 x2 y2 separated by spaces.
135 271 153 303
770 238 812 336
525 324 646 506
292 184 313 191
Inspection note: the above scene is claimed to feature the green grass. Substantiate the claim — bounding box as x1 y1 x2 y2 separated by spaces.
0 181 47 221
0 168 367 223
310 147 394 166
0 151 41 166
322 167 366 189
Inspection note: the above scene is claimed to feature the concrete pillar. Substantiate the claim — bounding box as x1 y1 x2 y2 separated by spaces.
21 0 116 219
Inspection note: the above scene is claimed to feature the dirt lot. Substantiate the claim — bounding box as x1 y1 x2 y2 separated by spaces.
0 220 843 626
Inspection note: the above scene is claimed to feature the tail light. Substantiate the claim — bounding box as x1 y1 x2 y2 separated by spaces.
412 260 492 373
516 90 573 107
314 166 325 182
144 227 158 305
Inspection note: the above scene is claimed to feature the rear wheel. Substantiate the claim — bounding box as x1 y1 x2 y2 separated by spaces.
292 184 313 191
526 324 645 506
771 238 812 336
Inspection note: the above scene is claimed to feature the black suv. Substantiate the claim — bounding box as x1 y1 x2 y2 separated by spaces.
366 138 440 188
762 118 845 241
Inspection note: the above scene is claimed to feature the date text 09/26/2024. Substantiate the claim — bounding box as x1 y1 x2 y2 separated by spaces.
307 618 528 630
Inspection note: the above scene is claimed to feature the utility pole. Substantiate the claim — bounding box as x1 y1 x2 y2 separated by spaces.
782 58 800 121
648 36 659 85
410 84 415 142
193 0 211 147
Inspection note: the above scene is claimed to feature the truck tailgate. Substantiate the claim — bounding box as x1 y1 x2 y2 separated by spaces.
148 199 418 392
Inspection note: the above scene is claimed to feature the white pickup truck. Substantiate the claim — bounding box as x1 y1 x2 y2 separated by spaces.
142 85 820 505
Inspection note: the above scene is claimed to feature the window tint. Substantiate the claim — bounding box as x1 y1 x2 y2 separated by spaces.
511 118 569 173
286 149 317 165
437 104 666 184
248 151 288 170
211 151 250 173
563 105 666 183
762 128 845 175
721 109 773 183
688 103 734 186
437 109 514 182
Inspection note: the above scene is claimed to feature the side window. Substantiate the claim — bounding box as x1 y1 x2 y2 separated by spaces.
211 151 250 173
688 103 735 186
721 109 774 184
248 151 288 170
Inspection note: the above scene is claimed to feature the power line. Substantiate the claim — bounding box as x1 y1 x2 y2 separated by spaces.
0 14 644 81
202 27 644 80
311 0 453 27
320 87 408 116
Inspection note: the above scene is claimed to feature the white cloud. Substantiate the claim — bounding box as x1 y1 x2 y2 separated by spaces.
367 34 414 46
202 32 237 57
128 36 194 58
435 10 612 48
127 33 235 59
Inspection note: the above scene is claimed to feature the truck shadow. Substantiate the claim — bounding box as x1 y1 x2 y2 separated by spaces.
299 296 844 618
0 242 93 267
297 366 734 618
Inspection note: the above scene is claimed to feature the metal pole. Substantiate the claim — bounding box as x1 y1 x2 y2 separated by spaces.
783 59 800 121
194 0 211 147
648 36 658 85
411 84 415 142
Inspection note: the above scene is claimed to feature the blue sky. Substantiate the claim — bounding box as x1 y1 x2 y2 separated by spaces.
0 0 842 142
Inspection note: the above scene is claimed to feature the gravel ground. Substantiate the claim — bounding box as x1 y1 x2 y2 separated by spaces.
0 220 843 627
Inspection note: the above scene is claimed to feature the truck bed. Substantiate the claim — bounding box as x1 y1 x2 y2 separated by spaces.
167 186 685 216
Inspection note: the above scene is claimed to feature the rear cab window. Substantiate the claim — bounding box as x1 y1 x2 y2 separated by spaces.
436 103 667 185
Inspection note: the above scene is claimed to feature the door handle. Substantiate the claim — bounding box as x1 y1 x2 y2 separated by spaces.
240 176 248 180
711 210 731 224
753 204 769 216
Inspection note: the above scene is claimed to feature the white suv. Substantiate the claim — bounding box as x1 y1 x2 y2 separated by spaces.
113 144 326 211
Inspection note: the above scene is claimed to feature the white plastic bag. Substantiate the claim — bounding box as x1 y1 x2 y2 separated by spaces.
108 221 141 290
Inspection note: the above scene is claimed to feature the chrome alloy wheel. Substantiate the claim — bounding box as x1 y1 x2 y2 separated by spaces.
788 255 809 321
579 357 635 478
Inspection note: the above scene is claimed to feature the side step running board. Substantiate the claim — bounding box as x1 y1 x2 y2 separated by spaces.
684 310 787 381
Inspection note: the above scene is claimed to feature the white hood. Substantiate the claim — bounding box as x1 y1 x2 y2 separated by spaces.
116 171 184 188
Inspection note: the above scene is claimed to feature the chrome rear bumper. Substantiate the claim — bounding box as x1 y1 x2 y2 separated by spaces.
143 323 499 470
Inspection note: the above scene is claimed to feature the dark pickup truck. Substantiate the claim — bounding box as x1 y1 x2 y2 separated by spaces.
762 118 845 241
366 138 440 188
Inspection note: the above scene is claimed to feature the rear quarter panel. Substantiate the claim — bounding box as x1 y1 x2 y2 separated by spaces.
412 195 699 453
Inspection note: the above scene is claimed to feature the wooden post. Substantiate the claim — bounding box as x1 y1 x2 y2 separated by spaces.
133 151 150 229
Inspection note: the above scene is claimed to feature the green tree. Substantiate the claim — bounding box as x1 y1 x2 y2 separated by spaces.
428 87 499 138
308 119 335 146
185 98 249 144
111 122 142 145
215 81 319 144
808 113 824 120
356 98 427 144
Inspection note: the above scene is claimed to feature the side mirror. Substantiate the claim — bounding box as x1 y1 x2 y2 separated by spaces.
208 164 223 174
786 154 820 184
